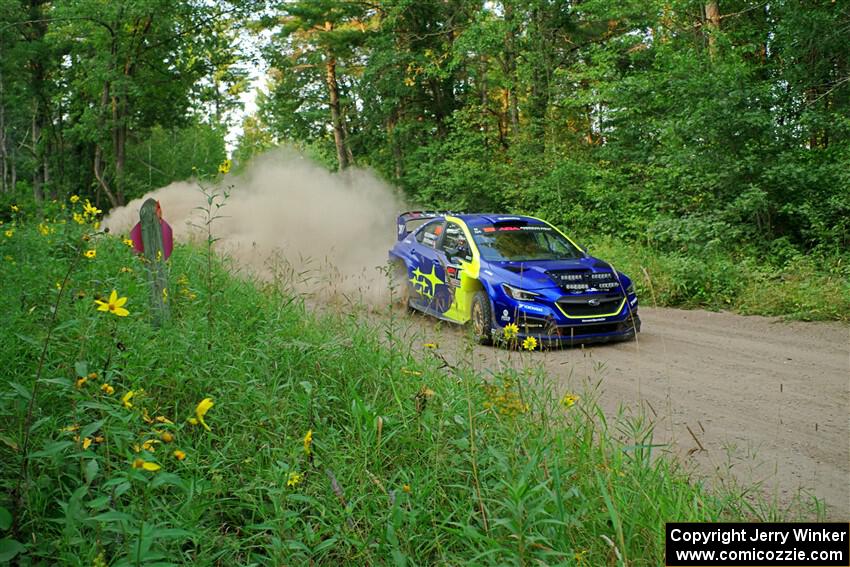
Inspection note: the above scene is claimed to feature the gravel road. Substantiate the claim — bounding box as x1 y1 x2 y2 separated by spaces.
397 307 850 519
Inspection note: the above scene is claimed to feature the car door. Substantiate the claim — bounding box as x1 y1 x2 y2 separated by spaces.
432 221 470 315
409 219 448 311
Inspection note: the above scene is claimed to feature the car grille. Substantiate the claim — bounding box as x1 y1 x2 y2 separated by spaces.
557 293 625 317
546 269 621 292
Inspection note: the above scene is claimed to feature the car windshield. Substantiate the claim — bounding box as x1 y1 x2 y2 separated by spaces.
471 225 584 262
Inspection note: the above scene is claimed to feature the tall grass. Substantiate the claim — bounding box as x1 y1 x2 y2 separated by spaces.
0 200 802 565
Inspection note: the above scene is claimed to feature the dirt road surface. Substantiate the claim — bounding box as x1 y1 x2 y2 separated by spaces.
393 306 850 519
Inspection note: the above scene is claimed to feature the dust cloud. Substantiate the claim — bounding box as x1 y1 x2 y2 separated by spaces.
103 148 404 305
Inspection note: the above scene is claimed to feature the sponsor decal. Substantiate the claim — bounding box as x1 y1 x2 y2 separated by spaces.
501 309 511 322
581 318 606 323
409 264 445 299
445 266 460 287
518 303 546 313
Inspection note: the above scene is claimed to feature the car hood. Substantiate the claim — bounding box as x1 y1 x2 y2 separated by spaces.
484 256 622 290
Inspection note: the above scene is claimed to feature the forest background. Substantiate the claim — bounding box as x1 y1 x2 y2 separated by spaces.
1 0 848 317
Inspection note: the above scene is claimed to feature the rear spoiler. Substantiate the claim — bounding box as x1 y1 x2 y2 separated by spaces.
396 210 460 240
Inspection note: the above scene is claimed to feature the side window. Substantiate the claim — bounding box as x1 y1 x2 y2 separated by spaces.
440 223 465 252
415 220 445 249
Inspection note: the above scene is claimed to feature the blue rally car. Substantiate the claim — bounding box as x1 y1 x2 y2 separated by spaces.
388 212 641 346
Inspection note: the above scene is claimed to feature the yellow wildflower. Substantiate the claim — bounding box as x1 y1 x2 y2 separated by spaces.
120 266 133 273
3 229 13 238
561 393 579 409
162 287 168 302
286 471 302 487
303 429 313 455
123 238 134 247
83 200 102 217
101 383 114 395
142 439 160 452
402 484 411 493
173 449 186 460
423 343 438 349
60 424 80 433
93 221 100 230
122 390 135 409
75 377 88 389
82 437 93 450
503 323 519 340
37 223 52 236
189 398 214 431
73 212 86 225
95 290 129 317
160 431 174 443
217 159 232 175
84 249 96 259
522 336 538 351
131 459 160 472
70 195 80 203
155 415 174 424
11 204 19 212
142 408 153 424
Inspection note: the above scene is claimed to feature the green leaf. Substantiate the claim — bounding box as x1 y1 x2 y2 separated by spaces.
7 382 31 401
38 377 73 388
0 538 25 562
30 440 73 458
85 459 99 484
150 473 187 491
89 510 135 523
0 506 12 531
74 361 88 378
80 420 105 439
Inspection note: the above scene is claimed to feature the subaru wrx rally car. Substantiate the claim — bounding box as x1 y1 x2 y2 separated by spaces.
389 212 641 346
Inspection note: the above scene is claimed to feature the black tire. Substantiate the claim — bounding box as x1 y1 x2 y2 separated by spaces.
470 291 493 345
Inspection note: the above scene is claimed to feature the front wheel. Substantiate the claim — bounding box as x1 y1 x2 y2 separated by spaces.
470 291 493 345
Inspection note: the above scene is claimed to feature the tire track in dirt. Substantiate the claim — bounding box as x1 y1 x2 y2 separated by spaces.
393 306 850 519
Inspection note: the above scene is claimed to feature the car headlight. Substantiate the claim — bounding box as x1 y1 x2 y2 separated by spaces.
502 283 540 301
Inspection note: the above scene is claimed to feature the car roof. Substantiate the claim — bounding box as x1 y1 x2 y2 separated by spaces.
453 214 548 228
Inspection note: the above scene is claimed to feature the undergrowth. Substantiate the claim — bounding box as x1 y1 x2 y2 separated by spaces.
589 236 850 322
0 198 811 565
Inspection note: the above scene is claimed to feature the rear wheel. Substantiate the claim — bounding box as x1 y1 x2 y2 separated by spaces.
391 261 414 312
470 291 493 345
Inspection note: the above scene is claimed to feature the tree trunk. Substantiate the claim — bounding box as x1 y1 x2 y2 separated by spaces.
527 7 550 153
503 1 519 137
0 54 6 193
32 111 43 201
27 0 49 201
387 111 403 181
94 80 120 208
325 54 349 171
705 2 721 56
112 92 127 204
